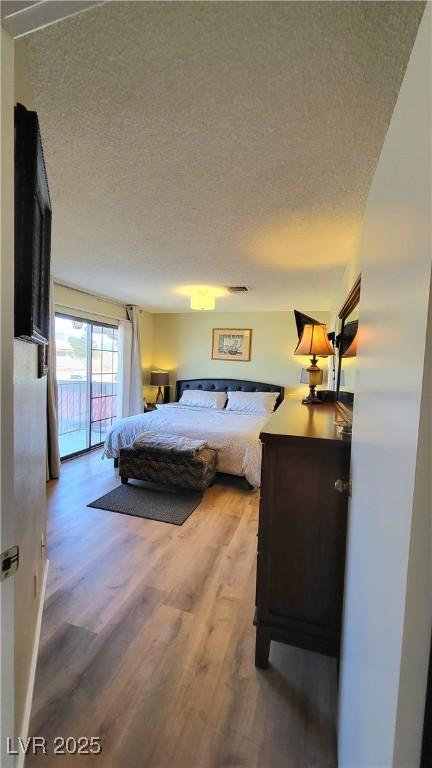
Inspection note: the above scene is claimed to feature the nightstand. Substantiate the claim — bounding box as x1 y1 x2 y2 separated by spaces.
144 403 157 412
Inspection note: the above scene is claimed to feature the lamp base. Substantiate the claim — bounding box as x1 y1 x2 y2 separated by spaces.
302 393 322 405
156 386 164 405
301 381 322 405
301 356 323 405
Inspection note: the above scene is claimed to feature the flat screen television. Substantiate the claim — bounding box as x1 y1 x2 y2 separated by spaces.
294 309 334 346
339 319 358 356
294 310 320 338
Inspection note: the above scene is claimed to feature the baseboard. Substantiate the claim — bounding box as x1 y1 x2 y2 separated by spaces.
18 558 49 768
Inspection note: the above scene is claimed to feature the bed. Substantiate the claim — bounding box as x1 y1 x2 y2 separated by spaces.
103 378 284 488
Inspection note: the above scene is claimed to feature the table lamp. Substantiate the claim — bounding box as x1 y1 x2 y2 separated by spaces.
150 370 169 404
294 324 334 404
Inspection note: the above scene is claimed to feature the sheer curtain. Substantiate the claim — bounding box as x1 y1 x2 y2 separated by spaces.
47 278 61 479
118 306 143 418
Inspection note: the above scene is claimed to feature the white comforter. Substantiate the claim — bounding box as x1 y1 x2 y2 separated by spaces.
103 404 268 488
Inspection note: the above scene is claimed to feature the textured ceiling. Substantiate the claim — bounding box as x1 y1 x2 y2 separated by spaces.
25 1 424 312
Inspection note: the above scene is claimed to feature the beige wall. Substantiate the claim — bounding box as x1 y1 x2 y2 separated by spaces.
54 282 127 325
338 7 431 765
13 37 48 737
52 285 156 403
55 290 332 405
151 310 330 402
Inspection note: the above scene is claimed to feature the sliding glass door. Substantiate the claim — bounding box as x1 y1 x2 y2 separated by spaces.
90 323 119 448
55 314 119 459
55 315 90 457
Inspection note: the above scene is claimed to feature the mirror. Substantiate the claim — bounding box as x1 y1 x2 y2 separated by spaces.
336 275 361 404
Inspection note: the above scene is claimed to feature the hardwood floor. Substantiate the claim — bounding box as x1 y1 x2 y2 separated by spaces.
27 450 338 767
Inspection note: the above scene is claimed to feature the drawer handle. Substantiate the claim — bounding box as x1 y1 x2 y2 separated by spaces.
335 478 351 495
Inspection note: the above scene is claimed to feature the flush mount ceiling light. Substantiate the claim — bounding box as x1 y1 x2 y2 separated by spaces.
190 288 215 311
175 285 227 309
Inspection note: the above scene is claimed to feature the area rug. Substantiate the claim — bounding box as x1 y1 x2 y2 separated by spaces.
88 481 202 525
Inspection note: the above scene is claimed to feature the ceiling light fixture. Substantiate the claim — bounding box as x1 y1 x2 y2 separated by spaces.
190 289 215 311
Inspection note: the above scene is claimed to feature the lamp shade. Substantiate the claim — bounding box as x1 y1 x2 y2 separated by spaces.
150 370 169 386
342 333 358 358
294 324 334 357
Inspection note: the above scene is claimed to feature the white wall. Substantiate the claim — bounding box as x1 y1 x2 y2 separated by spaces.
151 310 330 402
338 7 431 767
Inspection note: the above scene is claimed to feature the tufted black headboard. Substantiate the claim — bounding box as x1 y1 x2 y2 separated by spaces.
175 378 284 410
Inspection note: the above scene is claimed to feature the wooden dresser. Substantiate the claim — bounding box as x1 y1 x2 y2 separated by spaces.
255 398 351 668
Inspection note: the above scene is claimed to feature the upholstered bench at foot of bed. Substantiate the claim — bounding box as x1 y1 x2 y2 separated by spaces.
119 446 218 492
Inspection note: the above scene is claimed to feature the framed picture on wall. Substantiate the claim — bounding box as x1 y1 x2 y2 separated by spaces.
211 328 252 361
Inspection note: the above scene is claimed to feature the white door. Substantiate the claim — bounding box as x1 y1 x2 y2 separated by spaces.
338 8 432 765
1 25 17 768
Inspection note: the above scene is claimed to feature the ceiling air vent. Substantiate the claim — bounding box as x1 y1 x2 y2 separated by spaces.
226 286 249 293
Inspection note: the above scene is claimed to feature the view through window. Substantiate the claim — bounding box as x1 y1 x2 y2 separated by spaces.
55 314 119 458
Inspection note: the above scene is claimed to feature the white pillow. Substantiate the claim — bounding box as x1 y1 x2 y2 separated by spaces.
226 391 278 415
178 389 227 410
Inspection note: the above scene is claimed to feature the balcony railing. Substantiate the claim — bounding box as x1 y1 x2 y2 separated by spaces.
57 380 88 436
57 380 118 437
